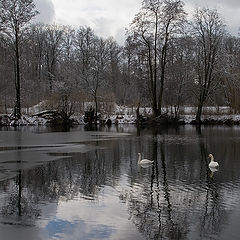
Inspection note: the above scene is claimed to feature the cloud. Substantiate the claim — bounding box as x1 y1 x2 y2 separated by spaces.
36 0 240 43
184 0 240 35
185 0 240 9
34 0 55 23
51 0 142 43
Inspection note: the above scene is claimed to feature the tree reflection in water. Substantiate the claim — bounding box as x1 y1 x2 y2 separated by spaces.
120 127 232 240
124 131 188 240
1 171 40 226
197 126 228 239
1 131 40 226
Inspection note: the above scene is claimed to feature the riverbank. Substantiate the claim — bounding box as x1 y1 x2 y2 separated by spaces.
1 105 240 126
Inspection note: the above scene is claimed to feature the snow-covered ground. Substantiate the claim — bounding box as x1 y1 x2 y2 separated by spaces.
0 114 48 126
180 114 240 124
1 102 240 126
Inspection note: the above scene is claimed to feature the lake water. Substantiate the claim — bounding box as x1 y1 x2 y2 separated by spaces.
0 125 240 240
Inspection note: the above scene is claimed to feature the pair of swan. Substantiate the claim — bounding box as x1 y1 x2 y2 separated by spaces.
138 152 219 169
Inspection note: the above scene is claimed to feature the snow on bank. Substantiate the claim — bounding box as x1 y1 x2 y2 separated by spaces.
21 101 48 115
0 114 48 126
1 103 240 126
180 114 240 124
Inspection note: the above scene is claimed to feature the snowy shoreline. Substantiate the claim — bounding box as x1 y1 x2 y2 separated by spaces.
1 104 240 126
1 113 240 127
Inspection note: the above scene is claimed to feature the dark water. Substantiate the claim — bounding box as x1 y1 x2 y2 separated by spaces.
0 125 240 240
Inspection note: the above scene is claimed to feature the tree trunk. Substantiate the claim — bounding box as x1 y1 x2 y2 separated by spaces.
158 44 167 116
18 170 22 216
196 77 209 123
94 93 98 122
158 23 169 116
196 100 204 124
153 12 158 117
14 30 21 119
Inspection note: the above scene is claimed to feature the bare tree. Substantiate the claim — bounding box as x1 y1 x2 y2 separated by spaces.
60 26 75 85
128 0 186 116
192 8 225 123
221 36 240 113
106 38 122 102
165 35 195 117
28 24 46 88
0 0 38 119
74 27 111 118
44 24 65 93
88 37 110 118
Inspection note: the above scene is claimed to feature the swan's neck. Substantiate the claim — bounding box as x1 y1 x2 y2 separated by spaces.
210 155 214 162
138 154 141 163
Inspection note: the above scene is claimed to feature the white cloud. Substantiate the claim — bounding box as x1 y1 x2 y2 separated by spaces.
51 0 142 44
185 0 240 9
42 0 240 44
34 0 55 23
184 0 240 35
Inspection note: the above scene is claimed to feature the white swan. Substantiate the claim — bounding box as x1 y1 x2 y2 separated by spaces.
138 153 154 165
208 154 219 168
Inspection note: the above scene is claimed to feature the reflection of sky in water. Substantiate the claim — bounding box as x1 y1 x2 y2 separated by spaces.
46 219 115 240
48 186 143 240
46 219 78 238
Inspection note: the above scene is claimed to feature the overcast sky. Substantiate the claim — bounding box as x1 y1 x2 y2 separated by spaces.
34 0 240 44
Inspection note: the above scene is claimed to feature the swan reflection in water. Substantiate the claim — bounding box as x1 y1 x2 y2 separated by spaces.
209 165 219 178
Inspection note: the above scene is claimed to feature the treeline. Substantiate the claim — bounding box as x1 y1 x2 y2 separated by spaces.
0 0 240 122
